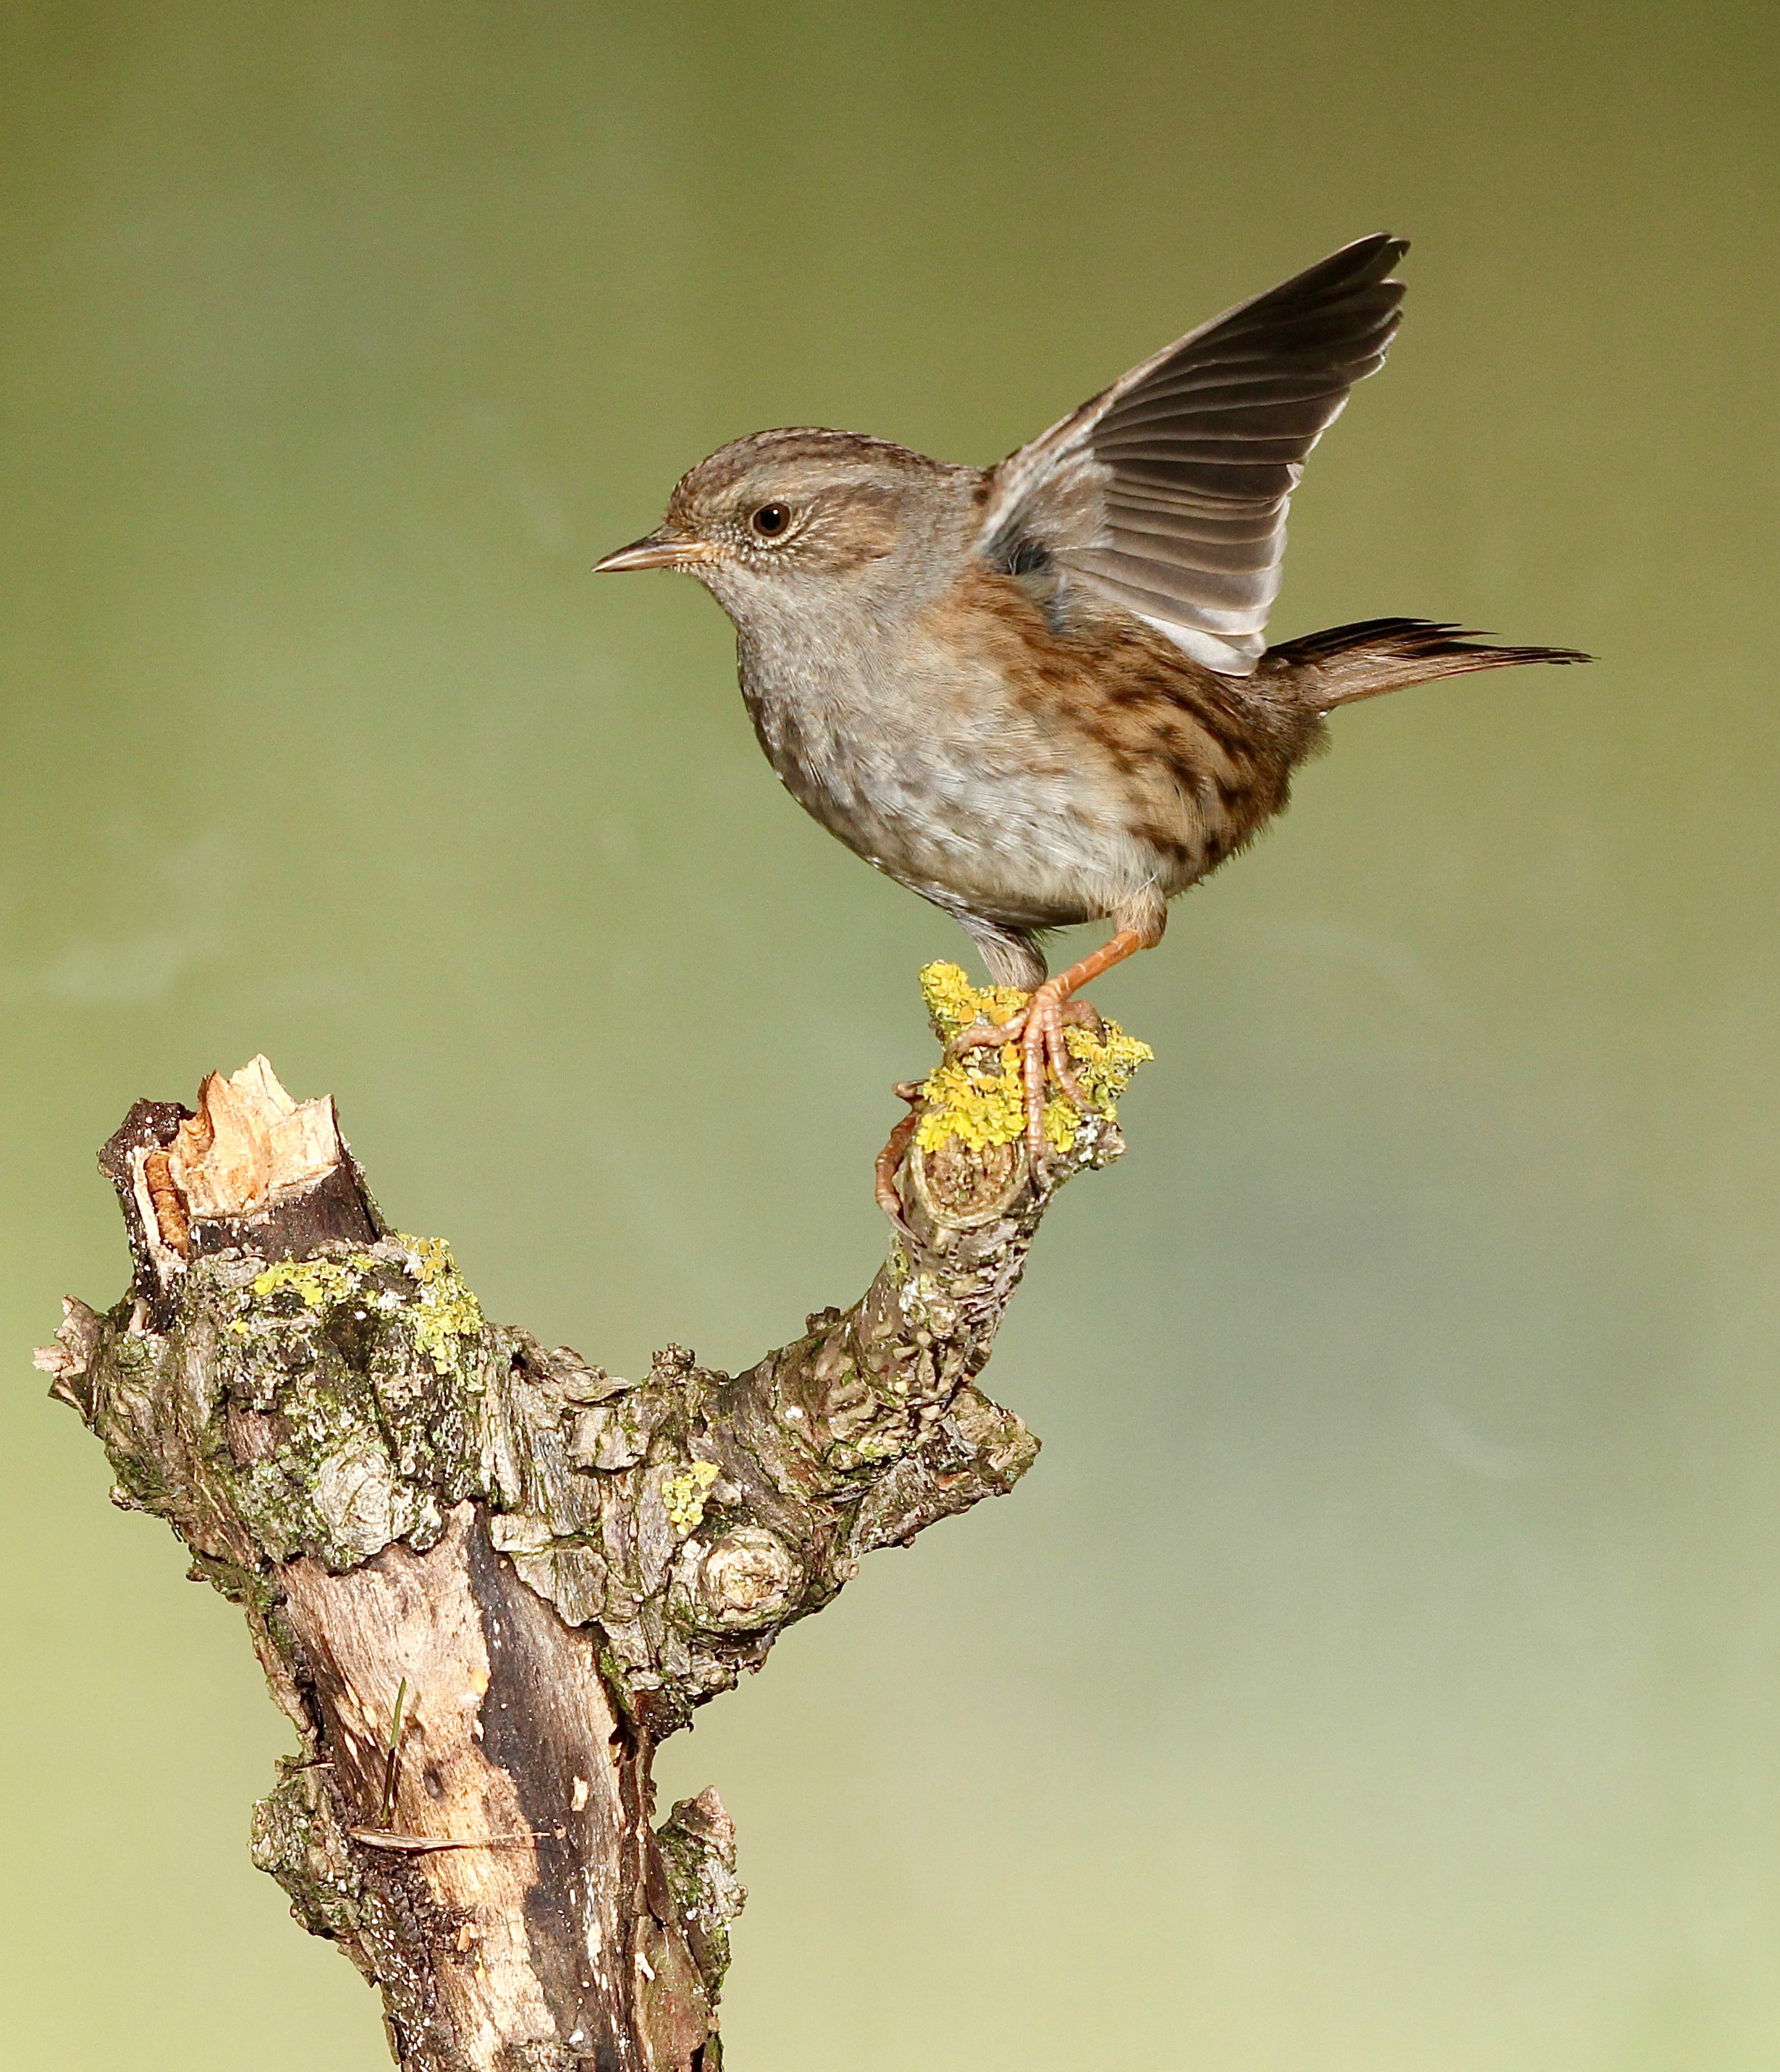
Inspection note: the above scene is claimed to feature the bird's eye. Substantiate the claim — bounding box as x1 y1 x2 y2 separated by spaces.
749 503 791 539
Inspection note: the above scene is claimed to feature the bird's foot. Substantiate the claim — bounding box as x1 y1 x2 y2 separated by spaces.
949 989 1106 1168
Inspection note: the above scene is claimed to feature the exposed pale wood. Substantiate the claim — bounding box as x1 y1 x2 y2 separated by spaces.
281 1507 708 2071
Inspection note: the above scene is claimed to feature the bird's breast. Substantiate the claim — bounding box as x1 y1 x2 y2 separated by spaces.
733 582 1294 927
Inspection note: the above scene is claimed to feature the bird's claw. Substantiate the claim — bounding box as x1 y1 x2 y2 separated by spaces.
947 989 1105 1168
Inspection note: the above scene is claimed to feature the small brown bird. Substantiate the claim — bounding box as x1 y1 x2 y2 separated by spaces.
597 235 1585 1166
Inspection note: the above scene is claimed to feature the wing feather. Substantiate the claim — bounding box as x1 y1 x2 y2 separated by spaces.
977 233 1407 673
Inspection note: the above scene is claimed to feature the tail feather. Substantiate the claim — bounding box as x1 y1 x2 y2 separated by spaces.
1263 618 1591 708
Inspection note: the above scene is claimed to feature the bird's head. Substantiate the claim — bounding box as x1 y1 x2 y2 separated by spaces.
595 427 980 640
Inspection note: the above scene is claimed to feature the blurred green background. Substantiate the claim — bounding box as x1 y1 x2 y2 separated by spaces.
3 2 1776 2066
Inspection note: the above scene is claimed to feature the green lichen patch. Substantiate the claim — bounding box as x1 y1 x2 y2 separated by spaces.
397 1235 485 1369
196 1236 489 1566
914 960 1153 1154
248 1256 362 1310
239 1235 482 1376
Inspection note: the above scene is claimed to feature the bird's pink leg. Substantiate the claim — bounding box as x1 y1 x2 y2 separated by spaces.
950 926 1155 1166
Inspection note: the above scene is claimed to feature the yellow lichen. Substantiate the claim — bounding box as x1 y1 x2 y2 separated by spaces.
240 1236 483 1371
397 1234 484 1369
251 1258 363 1307
913 960 1153 1155
917 960 1034 1039
662 1460 722 1536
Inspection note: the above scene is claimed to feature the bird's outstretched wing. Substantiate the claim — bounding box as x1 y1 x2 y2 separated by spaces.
976 234 1406 675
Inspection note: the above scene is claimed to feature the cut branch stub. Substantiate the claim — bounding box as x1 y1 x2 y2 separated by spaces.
36 982 1147 2071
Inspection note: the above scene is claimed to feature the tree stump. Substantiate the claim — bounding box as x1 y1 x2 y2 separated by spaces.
33 967 1148 2071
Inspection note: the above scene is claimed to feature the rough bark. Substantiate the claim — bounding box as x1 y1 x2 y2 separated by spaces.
33 973 1146 2071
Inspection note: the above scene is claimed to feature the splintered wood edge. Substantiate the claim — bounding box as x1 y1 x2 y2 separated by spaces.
135 1056 346 1278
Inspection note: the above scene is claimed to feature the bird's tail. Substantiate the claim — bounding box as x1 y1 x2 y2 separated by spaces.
1263 618 1590 708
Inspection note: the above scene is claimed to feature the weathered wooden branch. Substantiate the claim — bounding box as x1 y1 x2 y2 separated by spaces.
34 970 1147 2071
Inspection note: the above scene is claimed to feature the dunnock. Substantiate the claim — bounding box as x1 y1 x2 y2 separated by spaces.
597 234 1586 1171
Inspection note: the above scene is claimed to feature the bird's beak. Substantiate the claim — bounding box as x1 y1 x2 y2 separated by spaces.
593 528 716 574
